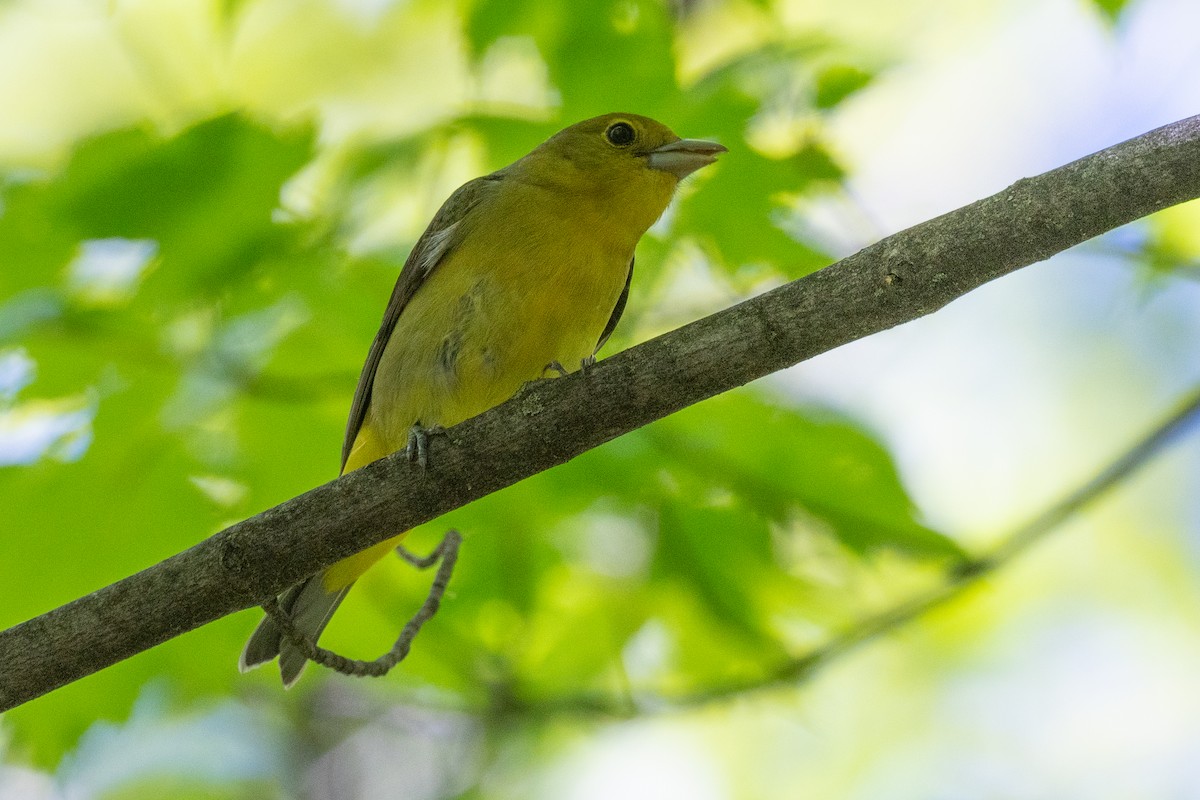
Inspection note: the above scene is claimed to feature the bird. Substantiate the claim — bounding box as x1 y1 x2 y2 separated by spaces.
239 112 726 686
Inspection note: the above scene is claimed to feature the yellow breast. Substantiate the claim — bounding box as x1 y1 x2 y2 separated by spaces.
365 181 636 452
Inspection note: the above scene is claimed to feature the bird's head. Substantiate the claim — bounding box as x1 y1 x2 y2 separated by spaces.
512 113 726 232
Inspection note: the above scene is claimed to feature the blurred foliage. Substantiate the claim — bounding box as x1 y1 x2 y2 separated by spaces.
1138 200 1200 281
1089 0 1132 23
0 0 963 787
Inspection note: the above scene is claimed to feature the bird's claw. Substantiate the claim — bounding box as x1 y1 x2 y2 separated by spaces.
263 530 463 681
543 360 569 378
405 422 443 470
396 529 463 569
543 356 596 378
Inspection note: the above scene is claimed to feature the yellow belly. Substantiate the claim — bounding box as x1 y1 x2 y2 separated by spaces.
369 194 632 445
324 190 634 592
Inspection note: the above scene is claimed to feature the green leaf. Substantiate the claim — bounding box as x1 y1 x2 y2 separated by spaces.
0 114 327 763
652 503 781 646
814 63 874 109
649 391 965 561
665 70 840 275
465 0 677 121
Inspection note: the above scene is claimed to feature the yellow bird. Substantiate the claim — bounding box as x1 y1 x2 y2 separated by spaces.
240 113 726 686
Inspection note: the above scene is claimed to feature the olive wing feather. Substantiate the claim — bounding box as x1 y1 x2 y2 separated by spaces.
340 173 503 471
594 257 633 354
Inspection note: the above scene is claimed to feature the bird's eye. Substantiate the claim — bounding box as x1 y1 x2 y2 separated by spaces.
605 122 636 147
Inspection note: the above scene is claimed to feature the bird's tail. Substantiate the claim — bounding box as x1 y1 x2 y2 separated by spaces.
239 573 351 688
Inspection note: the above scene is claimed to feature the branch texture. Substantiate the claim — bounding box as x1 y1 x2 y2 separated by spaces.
3 114 1200 711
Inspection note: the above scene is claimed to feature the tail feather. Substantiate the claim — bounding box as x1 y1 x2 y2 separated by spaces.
238 574 352 688
240 422 393 686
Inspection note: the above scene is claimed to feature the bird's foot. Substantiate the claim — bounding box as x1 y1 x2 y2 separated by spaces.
543 360 569 378
263 530 462 680
543 356 597 379
405 422 444 470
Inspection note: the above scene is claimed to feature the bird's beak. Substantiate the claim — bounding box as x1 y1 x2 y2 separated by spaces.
647 138 728 179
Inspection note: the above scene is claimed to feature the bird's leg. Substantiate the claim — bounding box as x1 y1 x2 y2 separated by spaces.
394 529 460 569
405 421 444 470
543 360 569 378
263 530 463 680
544 357 597 378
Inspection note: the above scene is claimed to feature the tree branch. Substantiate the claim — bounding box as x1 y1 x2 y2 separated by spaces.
3 115 1200 712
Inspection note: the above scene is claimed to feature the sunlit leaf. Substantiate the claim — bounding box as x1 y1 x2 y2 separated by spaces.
649 392 965 560
814 63 874 110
